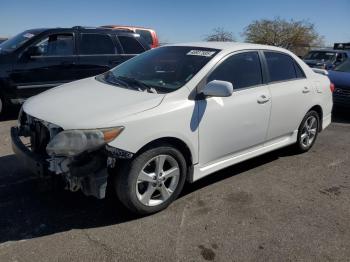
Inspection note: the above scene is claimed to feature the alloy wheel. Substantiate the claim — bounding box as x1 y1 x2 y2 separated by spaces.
300 115 318 148
136 154 180 206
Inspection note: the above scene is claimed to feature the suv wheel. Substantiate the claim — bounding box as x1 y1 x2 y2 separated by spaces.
0 95 3 116
115 145 187 215
295 110 320 152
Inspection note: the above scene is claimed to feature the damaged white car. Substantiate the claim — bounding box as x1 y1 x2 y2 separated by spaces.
11 42 333 215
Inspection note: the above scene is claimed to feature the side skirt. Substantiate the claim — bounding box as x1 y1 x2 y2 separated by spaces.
192 130 298 182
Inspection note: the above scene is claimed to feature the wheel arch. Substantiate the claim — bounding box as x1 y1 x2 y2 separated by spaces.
308 105 323 132
134 136 195 182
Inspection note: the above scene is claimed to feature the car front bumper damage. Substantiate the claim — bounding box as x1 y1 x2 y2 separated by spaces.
11 124 133 199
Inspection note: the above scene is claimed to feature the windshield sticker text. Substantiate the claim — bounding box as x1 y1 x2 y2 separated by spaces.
187 50 215 57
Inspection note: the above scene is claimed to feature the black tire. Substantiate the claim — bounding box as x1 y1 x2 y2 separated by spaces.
294 110 320 153
115 145 187 215
0 94 4 117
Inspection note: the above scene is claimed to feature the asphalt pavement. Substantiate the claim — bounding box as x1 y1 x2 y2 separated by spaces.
0 108 349 262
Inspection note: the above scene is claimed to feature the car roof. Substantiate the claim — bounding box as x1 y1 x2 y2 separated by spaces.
309 48 350 54
27 26 140 36
167 41 291 53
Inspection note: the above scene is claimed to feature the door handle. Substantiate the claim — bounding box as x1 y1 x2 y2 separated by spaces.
302 87 310 93
257 94 270 104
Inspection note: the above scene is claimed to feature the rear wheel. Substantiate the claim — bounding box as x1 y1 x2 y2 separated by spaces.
115 145 187 215
295 110 320 153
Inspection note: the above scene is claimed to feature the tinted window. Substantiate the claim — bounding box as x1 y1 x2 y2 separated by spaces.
135 29 153 47
35 34 74 56
208 52 263 89
79 34 115 55
294 62 305 78
265 52 296 82
119 36 145 54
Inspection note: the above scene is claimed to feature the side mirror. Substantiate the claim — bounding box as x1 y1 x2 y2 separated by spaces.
25 46 42 57
201 80 234 97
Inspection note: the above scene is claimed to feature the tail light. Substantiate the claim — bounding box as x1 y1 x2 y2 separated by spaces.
330 83 335 93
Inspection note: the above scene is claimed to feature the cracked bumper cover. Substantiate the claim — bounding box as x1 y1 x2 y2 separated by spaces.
11 126 133 199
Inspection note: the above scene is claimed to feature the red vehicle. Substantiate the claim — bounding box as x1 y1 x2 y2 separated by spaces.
101 25 159 48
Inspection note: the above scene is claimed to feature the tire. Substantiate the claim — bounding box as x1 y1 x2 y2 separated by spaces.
294 110 320 153
0 94 4 117
115 145 187 215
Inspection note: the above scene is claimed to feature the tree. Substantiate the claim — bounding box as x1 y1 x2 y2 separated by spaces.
243 18 324 56
204 27 235 42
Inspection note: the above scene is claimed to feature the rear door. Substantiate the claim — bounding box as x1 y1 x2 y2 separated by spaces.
12 31 78 98
263 51 312 141
76 33 122 78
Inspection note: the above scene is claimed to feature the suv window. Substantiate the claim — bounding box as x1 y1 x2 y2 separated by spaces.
118 36 145 54
35 34 74 56
135 29 153 47
265 52 299 82
79 33 116 55
208 51 263 89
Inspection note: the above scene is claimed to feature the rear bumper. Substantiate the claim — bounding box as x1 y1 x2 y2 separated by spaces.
11 127 48 177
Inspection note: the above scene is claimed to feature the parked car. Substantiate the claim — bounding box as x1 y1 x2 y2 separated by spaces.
0 26 150 115
101 25 159 48
303 48 350 70
11 42 332 215
0 37 7 44
328 59 350 107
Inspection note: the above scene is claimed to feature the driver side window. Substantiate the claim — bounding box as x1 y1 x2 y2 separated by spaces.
35 34 74 56
208 51 263 89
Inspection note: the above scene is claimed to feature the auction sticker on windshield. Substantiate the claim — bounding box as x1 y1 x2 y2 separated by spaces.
187 50 216 57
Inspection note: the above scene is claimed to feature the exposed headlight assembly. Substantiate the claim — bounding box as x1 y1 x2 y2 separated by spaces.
46 127 124 157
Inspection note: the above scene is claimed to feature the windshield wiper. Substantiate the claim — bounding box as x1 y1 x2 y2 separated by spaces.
116 76 158 94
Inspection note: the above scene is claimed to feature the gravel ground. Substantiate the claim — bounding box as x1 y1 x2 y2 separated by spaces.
0 108 349 262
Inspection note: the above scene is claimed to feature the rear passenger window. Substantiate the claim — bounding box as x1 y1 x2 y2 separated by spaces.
208 52 263 89
265 52 297 82
119 36 145 54
79 34 116 55
135 29 153 47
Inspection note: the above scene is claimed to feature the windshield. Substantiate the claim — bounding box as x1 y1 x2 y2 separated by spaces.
0 30 40 52
98 46 220 93
304 51 336 61
333 59 350 73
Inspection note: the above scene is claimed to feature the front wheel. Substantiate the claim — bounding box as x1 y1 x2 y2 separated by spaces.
295 110 320 153
115 145 187 215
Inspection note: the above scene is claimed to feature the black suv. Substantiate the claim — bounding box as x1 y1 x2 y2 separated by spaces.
0 26 150 115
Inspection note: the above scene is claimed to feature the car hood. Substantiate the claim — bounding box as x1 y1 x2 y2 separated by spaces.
328 70 350 88
23 77 165 129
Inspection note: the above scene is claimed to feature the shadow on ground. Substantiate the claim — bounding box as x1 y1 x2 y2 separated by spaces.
0 145 294 244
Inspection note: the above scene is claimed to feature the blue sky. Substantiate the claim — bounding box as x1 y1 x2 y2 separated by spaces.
1 0 349 45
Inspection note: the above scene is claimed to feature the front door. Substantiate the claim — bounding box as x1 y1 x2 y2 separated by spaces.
198 51 271 165
12 32 79 99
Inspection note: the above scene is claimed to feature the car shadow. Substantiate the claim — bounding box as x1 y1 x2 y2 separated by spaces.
332 107 350 124
0 145 293 244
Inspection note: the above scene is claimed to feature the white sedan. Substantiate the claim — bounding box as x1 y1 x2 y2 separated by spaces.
12 42 333 215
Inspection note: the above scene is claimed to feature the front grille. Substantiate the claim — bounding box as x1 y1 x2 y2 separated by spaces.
30 121 50 155
334 86 350 97
20 112 62 156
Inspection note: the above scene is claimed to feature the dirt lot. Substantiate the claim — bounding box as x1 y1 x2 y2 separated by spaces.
0 109 349 262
